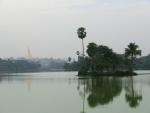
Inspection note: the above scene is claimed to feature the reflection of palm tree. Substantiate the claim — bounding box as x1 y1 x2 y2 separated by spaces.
125 93 142 108
125 77 142 108
77 78 86 113
81 79 86 113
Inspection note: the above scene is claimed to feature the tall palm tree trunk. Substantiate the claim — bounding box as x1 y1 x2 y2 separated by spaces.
82 39 85 56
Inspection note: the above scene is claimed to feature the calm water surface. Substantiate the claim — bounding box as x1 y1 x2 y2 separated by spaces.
0 71 150 113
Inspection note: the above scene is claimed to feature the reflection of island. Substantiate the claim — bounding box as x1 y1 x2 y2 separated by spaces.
125 77 142 108
87 77 122 107
77 77 122 108
77 76 143 109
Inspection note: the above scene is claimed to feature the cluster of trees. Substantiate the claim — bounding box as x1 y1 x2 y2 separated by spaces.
64 52 150 73
64 27 142 75
75 42 141 75
85 42 123 73
0 59 41 73
64 42 143 76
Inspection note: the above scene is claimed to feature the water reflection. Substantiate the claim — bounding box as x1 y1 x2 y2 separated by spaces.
77 76 143 109
0 73 145 112
124 77 142 108
87 77 122 107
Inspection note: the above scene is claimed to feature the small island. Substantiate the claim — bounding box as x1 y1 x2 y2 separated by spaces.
66 27 142 76
78 41 141 76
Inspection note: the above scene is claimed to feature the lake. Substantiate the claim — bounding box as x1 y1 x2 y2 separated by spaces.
0 71 150 113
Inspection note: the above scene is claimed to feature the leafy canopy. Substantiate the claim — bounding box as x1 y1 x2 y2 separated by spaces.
125 43 141 60
77 27 86 39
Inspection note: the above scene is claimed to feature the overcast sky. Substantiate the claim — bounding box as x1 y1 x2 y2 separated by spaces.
0 0 149 58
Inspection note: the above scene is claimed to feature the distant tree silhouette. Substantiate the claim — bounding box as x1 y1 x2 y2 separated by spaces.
76 51 80 56
0 59 41 73
68 57 72 63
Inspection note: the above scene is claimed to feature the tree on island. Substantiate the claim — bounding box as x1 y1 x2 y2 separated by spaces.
86 42 98 58
77 27 87 56
65 28 144 76
125 43 141 75
84 42 123 74
73 42 142 76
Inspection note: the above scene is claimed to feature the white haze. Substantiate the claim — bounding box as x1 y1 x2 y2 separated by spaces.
0 0 149 58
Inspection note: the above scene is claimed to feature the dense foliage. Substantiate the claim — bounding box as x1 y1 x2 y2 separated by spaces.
65 42 147 75
77 42 125 75
86 42 123 73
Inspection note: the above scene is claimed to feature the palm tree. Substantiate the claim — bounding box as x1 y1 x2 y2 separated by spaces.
77 27 87 56
125 43 141 74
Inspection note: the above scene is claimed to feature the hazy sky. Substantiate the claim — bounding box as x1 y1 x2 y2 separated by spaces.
0 0 150 58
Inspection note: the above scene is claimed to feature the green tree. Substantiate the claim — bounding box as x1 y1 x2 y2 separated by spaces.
85 42 123 74
86 42 98 58
110 53 123 72
77 27 87 56
125 43 141 74
87 44 114 73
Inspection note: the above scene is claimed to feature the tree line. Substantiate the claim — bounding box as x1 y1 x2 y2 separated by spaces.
0 59 41 73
